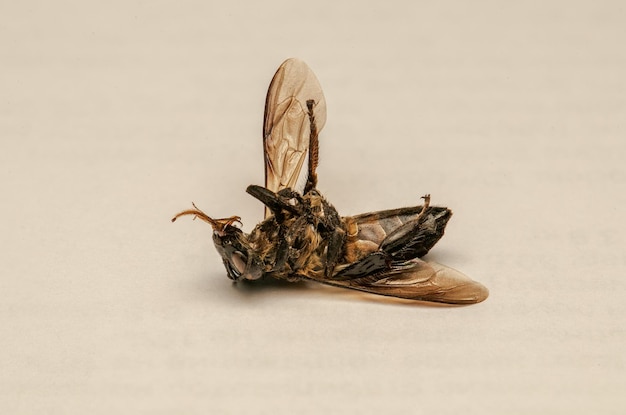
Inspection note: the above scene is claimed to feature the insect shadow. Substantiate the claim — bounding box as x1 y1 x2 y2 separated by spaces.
229 267 464 307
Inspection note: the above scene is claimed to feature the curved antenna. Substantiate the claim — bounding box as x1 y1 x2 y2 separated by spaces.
171 202 241 232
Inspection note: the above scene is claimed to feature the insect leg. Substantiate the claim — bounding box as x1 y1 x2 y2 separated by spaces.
324 227 346 277
333 251 390 280
304 100 319 194
284 216 318 272
271 225 289 272
246 185 300 220
379 206 452 260
277 187 305 204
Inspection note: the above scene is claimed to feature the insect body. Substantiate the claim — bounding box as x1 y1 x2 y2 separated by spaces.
173 58 488 304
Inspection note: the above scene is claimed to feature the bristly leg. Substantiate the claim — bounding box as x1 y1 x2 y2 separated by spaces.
415 194 430 221
304 99 319 194
333 251 389 280
325 227 346 277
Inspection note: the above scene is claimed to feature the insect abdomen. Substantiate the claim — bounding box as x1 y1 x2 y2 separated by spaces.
343 206 452 263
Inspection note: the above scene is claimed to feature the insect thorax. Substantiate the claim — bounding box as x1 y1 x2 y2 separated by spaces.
247 190 343 281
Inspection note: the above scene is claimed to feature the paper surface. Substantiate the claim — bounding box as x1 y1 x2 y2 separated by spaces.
2 1 625 413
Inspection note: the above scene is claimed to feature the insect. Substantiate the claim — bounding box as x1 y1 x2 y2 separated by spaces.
173 58 488 304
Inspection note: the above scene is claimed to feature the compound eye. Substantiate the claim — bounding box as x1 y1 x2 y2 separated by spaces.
231 251 247 275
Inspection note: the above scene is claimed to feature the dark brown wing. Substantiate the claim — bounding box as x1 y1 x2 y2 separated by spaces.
263 58 326 217
307 259 488 305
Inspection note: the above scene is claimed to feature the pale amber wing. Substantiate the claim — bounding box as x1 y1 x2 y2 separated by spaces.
309 259 488 305
263 58 326 216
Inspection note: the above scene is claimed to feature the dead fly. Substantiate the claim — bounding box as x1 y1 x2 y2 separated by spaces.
173 58 488 304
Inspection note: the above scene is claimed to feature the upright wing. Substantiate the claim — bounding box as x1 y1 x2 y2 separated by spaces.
263 58 327 217
307 259 489 305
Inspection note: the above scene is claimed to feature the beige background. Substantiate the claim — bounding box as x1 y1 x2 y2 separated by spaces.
2 1 625 413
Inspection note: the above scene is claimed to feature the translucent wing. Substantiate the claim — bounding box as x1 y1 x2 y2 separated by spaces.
307 259 488 305
263 58 327 217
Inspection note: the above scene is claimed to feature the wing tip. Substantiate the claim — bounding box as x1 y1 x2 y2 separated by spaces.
429 262 489 304
280 57 306 67
443 280 489 304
